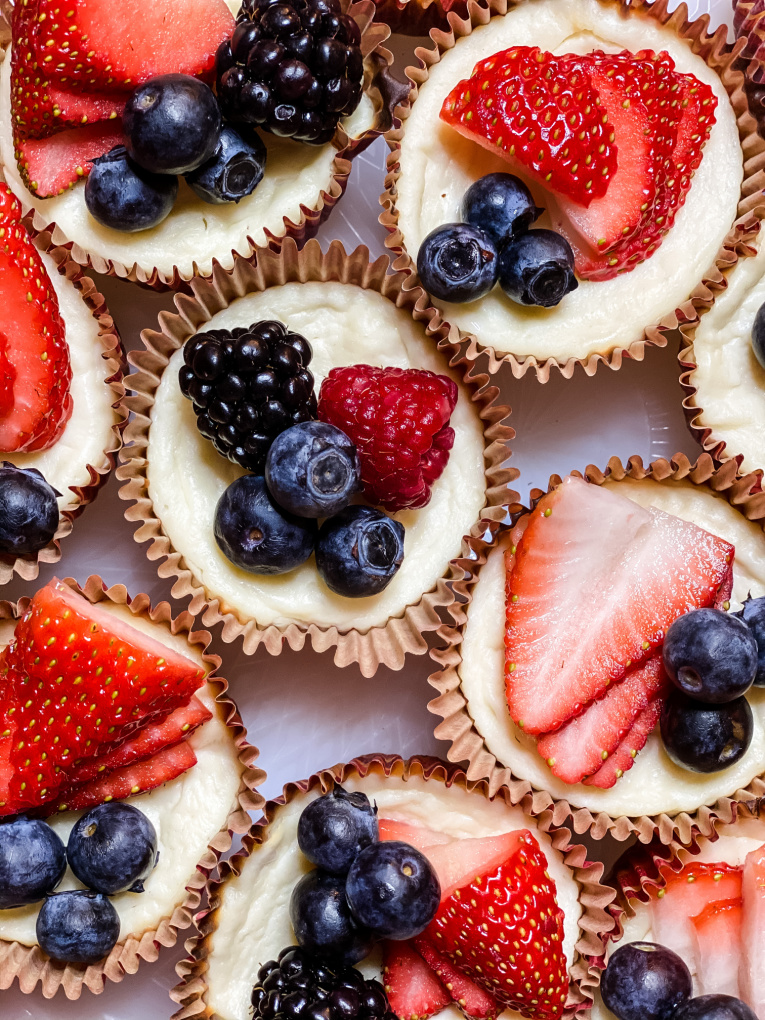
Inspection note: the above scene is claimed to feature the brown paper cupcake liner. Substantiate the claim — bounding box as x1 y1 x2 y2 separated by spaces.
379 0 765 382
0 574 266 1000
116 236 517 677
0 219 126 586
169 752 616 1020
427 452 765 846
365 0 468 36
0 2 400 291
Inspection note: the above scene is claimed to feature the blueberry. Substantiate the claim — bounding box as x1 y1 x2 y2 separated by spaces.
0 462 60 556
36 890 120 964
416 223 499 303
752 301 765 370
674 996 758 1020
297 785 378 875
0 817 66 908
85 146 178 232
738 595 765 686
185 124 268 205
67 803 158 896
215 474 316 574
663 608 758 703
660 690 753 773
461 173 542 247
316 506 404 598
498 229 578 308
345 840 440 940
290 869 374 965
265 422 360 519
123 73 222 175
601 942 692 1020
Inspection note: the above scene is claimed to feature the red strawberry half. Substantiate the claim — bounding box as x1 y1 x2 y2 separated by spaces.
504 476 733 736
0 184 72 451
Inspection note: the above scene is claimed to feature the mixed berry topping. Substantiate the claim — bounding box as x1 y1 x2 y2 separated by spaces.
217 0 364 145
0 463 61 557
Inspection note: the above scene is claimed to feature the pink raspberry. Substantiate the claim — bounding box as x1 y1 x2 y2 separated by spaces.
317 365 458 513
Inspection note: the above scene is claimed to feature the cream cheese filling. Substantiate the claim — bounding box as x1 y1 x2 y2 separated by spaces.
394 0 743 362
146 281 488 632
0 602 243 947
205 771 583 1020
458 478 765 819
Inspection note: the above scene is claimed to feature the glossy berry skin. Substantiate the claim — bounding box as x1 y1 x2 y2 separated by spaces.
752 301 765 370
85 146 178 232
266 421 360 518
289 869 374 965
316 506 404 598
600 942 692 1020
738 596 765 686
660 690 753 773
346 840 440 940
185 125 267 204
460 173 542 247
0 462 60 555
66 803 158 896
123 74 222 175
498 229 578 308
215 474 316 574
417 223 499 303
663 608 758 703
0 817 66 909
297 785 378 875
674 996 758 1020
36 890 120 964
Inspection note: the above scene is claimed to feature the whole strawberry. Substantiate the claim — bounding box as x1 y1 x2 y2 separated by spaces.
318 365 458 513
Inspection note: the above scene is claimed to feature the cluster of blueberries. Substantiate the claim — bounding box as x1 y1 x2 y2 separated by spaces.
0 462 60 556
0 803 158 964
660 596 765 774
417 173 578 309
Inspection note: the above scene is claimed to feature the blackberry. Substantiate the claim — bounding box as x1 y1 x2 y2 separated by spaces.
179 319 317 473
251 947 395 1020
216 0 364 145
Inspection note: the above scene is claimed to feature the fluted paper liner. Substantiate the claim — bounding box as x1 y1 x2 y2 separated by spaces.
428 452 765 846
379 0 765 381
0 220 126 586
169 753 615 1020
0 0 400 290
365 0 469 36
0 574 265 1000
116 236 517 677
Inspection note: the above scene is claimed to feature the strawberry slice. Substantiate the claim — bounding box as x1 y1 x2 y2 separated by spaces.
0 579 206 815
414 937 500 1020
504 476 734 735
739 843 765 1016
424 831 525 901
50 741 198 814
690 899 742 999
379 818 452 851
15 124 126 200
383 939 450 1020
422 830 567 1019
582 694 665 789
536 655 669 784
0 184 72 450
439 46 618 208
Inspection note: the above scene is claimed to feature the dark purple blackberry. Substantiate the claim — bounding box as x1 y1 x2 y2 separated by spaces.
251 947 395 1020
216 0 364 145
178 319 317 472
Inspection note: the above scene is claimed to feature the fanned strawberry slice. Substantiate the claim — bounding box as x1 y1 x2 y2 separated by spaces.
536 655 669 785
582 695 665 789
414 937 501 1020
0 184 72 451
424 831 525 901
690 899 742 999
740 844 765 1016
440 46 617 208
505 477 733 735
15 124 126 199
379 818 452 851
383 940 451 1020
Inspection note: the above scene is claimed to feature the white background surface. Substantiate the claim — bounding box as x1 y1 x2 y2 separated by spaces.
0 1 736 1015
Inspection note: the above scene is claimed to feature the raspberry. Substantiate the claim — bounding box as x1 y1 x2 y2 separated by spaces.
317 365 458 513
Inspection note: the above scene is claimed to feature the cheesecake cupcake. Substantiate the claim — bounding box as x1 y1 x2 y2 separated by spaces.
381 0 765 380
117 238 515 676
0 0 397 288
589 799 765 1020
429 453 765 844
0 180 124 586
0 574 263 999
171 754 614 1020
